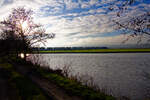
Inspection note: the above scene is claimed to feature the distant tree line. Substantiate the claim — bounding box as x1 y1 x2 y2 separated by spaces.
32 47 108 51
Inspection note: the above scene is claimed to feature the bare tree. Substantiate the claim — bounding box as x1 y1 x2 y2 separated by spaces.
108 0 136 17
0 7 55 59
108 0 150 43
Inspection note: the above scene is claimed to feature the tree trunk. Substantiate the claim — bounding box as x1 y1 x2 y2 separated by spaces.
24 52 27 61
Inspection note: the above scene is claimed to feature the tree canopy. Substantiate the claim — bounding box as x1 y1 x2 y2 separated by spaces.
0 7 55 57
109 0 150 43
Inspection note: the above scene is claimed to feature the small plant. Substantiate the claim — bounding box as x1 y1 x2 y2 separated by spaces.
62 63 72 77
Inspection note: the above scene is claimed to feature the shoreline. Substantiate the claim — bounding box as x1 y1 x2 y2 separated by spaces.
0 56 116 100
33 48 150 54
33 51 150 54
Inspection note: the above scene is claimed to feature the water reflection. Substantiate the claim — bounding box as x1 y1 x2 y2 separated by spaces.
19 53 30 59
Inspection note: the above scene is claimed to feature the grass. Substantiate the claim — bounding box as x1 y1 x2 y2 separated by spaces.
0 57 48 100
0 55 116 100
38 48 150 53
12 57 116 100
13 76 47 100
35 67 116 100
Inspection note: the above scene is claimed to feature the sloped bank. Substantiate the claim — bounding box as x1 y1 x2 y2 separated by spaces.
0 56 49 100
12 56 116 100
1 55 116 100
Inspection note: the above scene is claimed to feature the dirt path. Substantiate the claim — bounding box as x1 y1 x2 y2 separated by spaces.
13 64 82 100
31 75 81 100
0 68 19 100
0 76 8 100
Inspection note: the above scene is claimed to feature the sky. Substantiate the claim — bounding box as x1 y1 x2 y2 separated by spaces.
0 0 150 47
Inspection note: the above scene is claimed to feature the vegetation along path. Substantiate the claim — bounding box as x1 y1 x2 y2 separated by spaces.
12 62 82 100
0 67 19 100
0 56 115 100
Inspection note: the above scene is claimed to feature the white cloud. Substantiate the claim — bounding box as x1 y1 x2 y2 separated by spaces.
64 0 79 10
45 34 150 47
0 0 4 6
0 0 149 47
81 2 90 8
89 0 99 5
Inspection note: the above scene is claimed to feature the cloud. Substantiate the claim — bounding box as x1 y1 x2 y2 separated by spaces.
46 34 150 47
64 0 79 10
0 0 149 47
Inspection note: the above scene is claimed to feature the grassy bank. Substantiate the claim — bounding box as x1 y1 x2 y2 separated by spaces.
0 56 48 100
12 56 116 100
38 48 150 53
36 68 115 100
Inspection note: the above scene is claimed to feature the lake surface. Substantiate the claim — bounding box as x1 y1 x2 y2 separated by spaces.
28 53 150 100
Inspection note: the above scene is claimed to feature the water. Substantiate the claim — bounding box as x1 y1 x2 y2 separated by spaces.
28 53 150 100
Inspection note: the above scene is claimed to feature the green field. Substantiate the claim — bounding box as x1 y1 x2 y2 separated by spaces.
38 48 150 53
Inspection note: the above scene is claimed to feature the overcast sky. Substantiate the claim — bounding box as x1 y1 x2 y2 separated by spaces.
0 0 150 47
